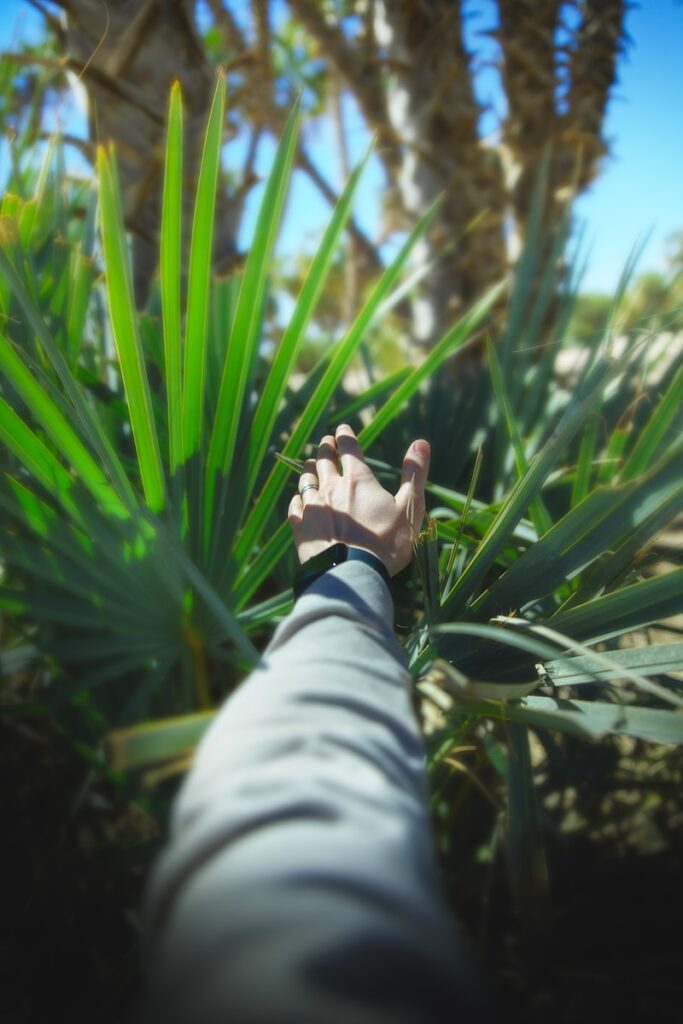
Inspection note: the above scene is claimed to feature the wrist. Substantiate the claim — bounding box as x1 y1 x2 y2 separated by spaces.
294 543 391 598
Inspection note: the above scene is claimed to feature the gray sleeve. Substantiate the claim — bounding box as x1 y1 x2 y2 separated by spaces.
141 561 483 1023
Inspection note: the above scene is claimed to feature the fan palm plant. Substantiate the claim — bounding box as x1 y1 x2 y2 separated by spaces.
2 74 682 925
0 73 499 735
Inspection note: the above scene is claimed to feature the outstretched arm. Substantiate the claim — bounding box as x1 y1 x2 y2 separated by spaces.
141 426 484 1023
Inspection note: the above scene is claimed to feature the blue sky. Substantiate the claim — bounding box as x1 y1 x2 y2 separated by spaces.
571 1 683 290
2 0 682 294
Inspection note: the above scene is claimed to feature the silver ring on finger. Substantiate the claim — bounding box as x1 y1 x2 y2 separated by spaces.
299 482 320 497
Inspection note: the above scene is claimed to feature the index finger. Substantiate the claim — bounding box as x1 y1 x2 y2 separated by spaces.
335 424 371 476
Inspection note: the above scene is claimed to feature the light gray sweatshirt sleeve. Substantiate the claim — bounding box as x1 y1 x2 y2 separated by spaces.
141 561 482 1023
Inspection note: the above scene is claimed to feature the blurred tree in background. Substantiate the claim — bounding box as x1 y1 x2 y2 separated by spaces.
9 0 626 338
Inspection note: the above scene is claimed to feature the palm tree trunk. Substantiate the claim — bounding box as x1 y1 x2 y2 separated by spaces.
54 0 215 303
499 0 627 233
373 0 507 345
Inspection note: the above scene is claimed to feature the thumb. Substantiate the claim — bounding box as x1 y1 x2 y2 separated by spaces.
396 438 430 517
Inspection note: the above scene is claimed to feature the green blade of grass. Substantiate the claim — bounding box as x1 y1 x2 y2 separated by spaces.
182 71 226 462
97 146 166 512
160 79 184 474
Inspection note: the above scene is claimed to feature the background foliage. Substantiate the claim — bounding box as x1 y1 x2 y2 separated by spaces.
3 1 630 329
1 4 683 1023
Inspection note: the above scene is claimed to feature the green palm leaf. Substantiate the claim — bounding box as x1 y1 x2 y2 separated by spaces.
204 97 300 542
0 397 76 516
183 71 226 462
0 247 135 507
243 144 371 501
621 361 683 479
550 568 683 642
0 333 127 517
98 146 166 512
441 343 640 617
359 281 505 449
161 79 184 475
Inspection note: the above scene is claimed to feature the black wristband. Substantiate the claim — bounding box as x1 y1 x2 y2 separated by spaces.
293 543 391 598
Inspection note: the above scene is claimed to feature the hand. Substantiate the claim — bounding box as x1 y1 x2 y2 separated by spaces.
288 424 431 577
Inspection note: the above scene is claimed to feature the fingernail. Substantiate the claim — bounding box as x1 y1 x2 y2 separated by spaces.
336 423 351 434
